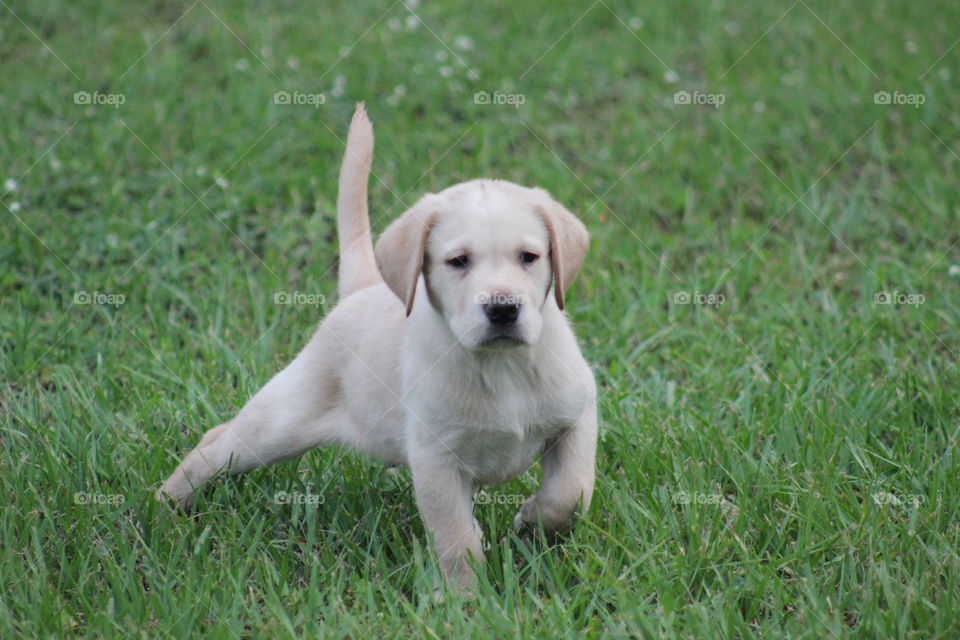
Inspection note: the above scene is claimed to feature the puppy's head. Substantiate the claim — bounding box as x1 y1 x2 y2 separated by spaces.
375 180 588 350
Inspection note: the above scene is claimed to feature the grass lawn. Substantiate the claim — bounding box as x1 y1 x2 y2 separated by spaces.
2 0 959 637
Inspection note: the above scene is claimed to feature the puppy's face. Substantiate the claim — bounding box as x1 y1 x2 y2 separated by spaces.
375 180 589 351
424 188 552 349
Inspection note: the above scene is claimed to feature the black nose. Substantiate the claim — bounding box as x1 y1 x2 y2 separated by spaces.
484 302 520 325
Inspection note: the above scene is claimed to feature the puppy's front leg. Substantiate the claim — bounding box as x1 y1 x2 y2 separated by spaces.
515 400 597 534
410 453 482 593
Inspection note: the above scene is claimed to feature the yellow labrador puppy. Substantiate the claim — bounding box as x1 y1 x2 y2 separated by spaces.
159 104 597 592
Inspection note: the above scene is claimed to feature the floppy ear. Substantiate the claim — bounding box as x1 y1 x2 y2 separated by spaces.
375 198 438 315
535 194 589 310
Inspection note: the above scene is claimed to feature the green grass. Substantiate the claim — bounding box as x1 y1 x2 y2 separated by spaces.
2 0 959 637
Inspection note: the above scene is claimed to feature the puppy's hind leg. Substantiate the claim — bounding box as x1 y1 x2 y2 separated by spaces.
158 357 345 509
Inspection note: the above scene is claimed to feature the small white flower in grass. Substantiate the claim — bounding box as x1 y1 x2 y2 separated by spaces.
387 17 401 32
439 65 453 78
260 46 272 58
905 41 918 54
628 17 643 30
939 69 950 81
781 70 803 87
753 101 767 113
235 59 250 71
216 176 229 189
663 70 679 84
331 75 346 98
50 157 62 171
386 85 406 106
286 57 300 70
4 178 16 192
9 201 22 212
406 0 421 9
949 265 960 277
196 166 207 177
454 36 473 50
435 50 448 62
467 69 479 81
405 14 419 30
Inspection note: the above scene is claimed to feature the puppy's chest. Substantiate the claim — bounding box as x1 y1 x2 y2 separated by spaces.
460 369 571 432
433 371 580 483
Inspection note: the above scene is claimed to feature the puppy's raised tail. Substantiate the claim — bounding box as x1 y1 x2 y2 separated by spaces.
337 103 382 298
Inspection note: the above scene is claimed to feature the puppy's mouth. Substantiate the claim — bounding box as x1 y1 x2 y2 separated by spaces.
478 332 527 348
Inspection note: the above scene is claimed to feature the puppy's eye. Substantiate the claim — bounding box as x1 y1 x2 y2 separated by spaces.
446 255 470 269
519 252 540 265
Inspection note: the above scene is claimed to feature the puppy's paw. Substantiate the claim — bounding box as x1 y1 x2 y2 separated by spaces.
513 496 578 540
428 585 478 605
423 564 477 605
512 509 532 535
513 496 544 532
155 477 196 511
513 501 545 543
